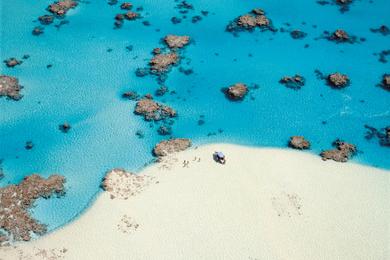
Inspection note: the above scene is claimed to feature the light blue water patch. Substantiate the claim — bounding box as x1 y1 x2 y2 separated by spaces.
1 0 389 233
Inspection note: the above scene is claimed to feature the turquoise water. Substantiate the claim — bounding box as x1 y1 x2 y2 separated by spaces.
1 0 389 232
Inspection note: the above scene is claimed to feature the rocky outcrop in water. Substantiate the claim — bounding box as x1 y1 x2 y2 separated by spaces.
0 174 66 243
289 136 310 149
0 75 23 100
59 122 71 133
150 52 179 74
164 35 190 49
120 2 133 10
379 74 390 91
48 0 78 16
226 8 275 34
327 72 350 88
134 98 176 121
223 83 248 100
320 140 356 162
3 58 22 68
39 15 55 25
328 29 351 42
317 0 354 13
153 138 191 157
280 75 305 90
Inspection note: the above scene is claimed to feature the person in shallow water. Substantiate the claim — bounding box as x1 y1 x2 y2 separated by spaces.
213 151 226 164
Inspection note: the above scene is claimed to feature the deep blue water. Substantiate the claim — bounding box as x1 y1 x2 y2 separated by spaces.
1 0 389 232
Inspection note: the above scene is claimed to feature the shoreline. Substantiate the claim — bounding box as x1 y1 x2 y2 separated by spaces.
1 143 389 260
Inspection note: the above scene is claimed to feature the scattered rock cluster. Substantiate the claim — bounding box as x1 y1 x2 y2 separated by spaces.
136 34 190 83
317 0 354 13
280 75 305 90
364 125 390 147
223 83 248 101
171 1 208 25
0 174 66 243
226 8 275 35
114 2 144 28
0 75 23 100
327 72 350 88
134 97 176 121
33 0 78 35
153 138 191 157
289 136 311 149
3 58 22 68
320 140 356 162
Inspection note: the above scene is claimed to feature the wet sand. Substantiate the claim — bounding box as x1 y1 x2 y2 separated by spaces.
1 144 388 260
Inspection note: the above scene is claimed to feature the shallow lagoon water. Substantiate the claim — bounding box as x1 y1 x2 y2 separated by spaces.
0 0 389 232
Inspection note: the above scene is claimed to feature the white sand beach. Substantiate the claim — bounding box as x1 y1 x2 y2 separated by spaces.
1 144 389 260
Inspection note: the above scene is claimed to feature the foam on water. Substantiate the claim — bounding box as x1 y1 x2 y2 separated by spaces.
1 0 389 231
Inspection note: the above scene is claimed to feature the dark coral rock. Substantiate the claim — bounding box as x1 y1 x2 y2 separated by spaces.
379 74 390 91
120 2 133 10
370 25 390 36
157 125 172 136
153 138 191 157
192 15 202 23
48 0 78 16
289 136 310 149
280 75 305 90
155 86 169 96
0 75 23 100
122 90 139 100
25 141 34 150
328 29 351 42
0 174 66 242
320 140 356 162
135 68 149 77
39 15 55 25
134 98 176 121
115 14 125 21
59 122 71 133
3 58 22 68
290 30 307 39
364 125 390 147
171 17 182 24
376 50 390 63
223 83 248 101
32 26 44 36
327 73 350 88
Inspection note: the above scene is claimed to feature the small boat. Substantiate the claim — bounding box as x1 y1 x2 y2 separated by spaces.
213 151 226 164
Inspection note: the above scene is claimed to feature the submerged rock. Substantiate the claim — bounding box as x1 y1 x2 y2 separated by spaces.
32 26 44 36
0 75 23 100
38 15 55 25
122 90 139 100
59 122 71 133
134 98 176 121
164 35 190 49
223 83 248 100
289 136 310 149
0 174 66 242
327 72 350 88
157 125 172 136
124 11 139 20
153 138 191 157
364 125 390 147
320 140 356 162
370 25 390 36
290 30 307 39
48 0 78 16
3 58 22 68
280 75 305 90
379 74 390 91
